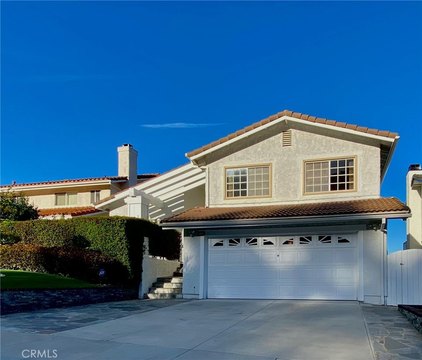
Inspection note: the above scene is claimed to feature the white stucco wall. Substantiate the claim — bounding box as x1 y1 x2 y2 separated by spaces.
140 256 180 298
207 129 380 206
110 204 128 217
182 235 202 299
362 229 385 305
407 170 422 249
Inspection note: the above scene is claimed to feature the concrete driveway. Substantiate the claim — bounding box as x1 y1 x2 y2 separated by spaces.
1 300 373 360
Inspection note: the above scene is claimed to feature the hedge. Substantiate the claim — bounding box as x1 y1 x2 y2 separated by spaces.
0 217 180 285
0 243 128 284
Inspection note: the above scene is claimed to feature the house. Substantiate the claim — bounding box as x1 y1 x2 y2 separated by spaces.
405 164 422 249
97 109 410 304
0 144 158 219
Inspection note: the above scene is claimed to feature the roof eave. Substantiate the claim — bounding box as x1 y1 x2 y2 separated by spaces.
381 135 400 182
187 115 396 162
161 211 411 230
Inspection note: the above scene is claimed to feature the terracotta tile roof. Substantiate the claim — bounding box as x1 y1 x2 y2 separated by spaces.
0 173 160 189
0 176 128 189
137 174 160 181
187 109 398 158
38 207 101 217
161 197 409 223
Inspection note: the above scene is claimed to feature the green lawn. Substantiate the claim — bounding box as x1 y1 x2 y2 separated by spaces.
0 270 97 290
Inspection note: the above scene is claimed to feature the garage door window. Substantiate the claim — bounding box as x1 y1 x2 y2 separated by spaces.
229 238 241 247
318 235 332 244
212 239 224 247
245 238 258 246
337 236 351 244
299 236 312 245
262 238 276 247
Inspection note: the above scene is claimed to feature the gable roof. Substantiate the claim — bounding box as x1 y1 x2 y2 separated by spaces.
161 197 409 226
187 109 398 159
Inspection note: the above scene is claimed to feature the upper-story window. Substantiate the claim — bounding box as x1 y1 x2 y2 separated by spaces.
55 192 77 206
304 157 356 194
225 165 271 198
90 190 101 203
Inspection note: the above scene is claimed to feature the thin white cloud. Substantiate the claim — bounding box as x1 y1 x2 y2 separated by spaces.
140 123 224 129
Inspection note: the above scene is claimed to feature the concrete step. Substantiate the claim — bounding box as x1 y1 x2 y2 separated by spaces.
151 287 182 295
163 282 182 289
147 275 183 299
147 293 176 300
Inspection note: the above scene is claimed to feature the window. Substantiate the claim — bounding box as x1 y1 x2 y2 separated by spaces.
55 193 77 206
262 238 276 246
90 190 101 203
337 236 351 244
305 158 355 194
318 235 332 244
228 238 241 247
212 240 224 247
281 238 294 246
299 236 312 245
245 238 258 247
226 165 270 198
55 193 66 206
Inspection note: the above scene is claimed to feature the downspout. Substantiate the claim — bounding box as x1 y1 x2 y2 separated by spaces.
381 219 388 305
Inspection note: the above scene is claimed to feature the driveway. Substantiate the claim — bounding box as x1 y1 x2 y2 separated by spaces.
1 300 375 360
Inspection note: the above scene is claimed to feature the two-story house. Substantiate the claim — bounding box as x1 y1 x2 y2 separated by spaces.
97 110 410 304
1 144 158 218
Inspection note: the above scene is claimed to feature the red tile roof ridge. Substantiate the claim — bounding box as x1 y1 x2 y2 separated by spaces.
186 109 398 158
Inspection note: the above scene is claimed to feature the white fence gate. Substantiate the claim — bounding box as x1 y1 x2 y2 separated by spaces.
387 249 422 305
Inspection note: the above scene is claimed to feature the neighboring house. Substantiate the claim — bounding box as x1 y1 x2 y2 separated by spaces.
0 144 158 219
405 164 422 249
97 109 410 305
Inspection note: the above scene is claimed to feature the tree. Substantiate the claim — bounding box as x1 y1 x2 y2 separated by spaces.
0 190 39 221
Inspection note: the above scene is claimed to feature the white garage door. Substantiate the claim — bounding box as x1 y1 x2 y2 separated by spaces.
208 234 357 300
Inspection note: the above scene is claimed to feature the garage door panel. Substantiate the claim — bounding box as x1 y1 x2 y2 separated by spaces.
209 252 226 265
209 286 280 299
208 234 357 300
279 251 297 264
226 251 243 264
335 249 356 263
243 252 260 264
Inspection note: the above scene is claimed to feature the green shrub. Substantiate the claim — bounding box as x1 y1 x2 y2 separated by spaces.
0 243 128 284
0 217 181 285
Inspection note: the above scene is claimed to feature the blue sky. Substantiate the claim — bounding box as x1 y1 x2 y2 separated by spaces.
1 1 421 252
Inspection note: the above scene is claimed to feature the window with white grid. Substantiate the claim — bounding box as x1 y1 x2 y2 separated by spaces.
305 158 355 194
226 165 270 198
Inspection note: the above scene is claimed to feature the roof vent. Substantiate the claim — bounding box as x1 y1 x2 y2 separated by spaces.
282 130 292 147
409 164 421 171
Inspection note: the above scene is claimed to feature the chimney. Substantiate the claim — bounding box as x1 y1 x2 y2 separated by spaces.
408 164 421 172
118 144 138 187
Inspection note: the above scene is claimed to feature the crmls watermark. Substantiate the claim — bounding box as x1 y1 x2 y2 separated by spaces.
21 349 58 359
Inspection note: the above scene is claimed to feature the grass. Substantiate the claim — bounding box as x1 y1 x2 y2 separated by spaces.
0 270 97 290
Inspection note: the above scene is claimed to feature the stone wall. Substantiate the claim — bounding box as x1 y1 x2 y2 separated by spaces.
398 306 422 334
1 287 138 315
